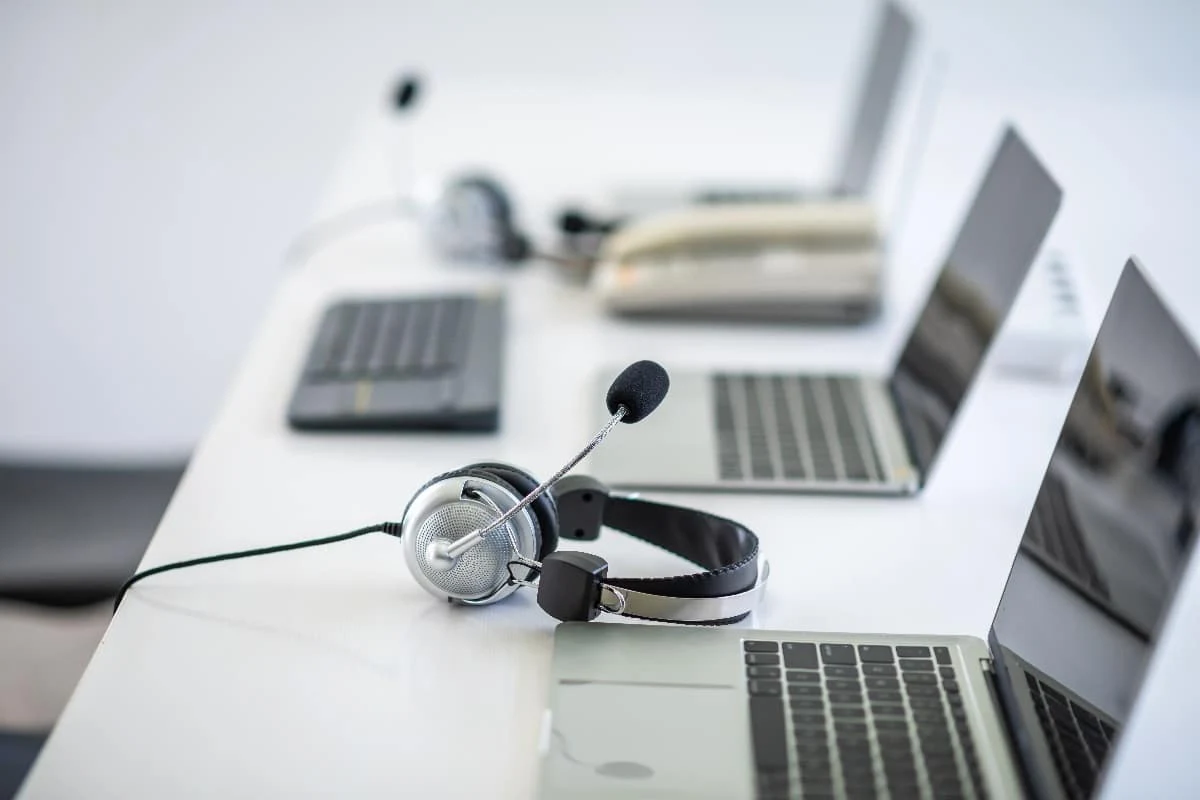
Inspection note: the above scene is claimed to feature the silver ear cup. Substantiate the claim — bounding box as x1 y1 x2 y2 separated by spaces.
402 474 539 605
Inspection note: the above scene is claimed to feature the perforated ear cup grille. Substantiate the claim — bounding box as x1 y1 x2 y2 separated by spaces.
464 462 559 559
412 500 520 599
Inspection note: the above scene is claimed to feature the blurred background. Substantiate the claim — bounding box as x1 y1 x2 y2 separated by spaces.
1 0 1198 796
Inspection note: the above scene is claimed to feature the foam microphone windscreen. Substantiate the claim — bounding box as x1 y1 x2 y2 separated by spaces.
606 361 670 423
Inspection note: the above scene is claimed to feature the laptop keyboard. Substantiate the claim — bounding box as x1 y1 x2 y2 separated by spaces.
744 640 987 799
714 374 885 483
1023 475 1111 600
1024 670 1117 799
302 296 472 382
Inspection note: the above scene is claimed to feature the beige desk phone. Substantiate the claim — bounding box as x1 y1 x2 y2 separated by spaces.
590 201 884 323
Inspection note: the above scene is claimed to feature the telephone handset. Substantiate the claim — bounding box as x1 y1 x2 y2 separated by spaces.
591 200 884 324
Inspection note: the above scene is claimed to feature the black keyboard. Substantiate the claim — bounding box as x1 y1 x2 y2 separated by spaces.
744 640 987 799
1023 476 1111 600
287 293 504 431
714 374 885 483
1024 670 1117 799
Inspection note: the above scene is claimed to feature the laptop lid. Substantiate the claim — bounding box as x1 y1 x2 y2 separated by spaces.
988 259 1200 797
887 126 1063 480
830 1 916 197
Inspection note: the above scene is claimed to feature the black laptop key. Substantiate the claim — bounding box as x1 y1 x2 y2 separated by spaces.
912 708 947 723
748 696 788 770
791 685 824 697
872 703 906 717
868 690 902 703
824 665 859 678
896 646 930 658
791 697 826 710
783 642 819 669
828 692 864 705
787 670 821 683
902 673 937 685
747 666 781 679
831 706 866 719
819 643 857 665
939 667 956 679
858 645 894 663
863 663 897 677
793 713 827 728
900 659 935 672
934 646 952 665
907 697 944 711
744 640 780 653
942 679 960 693
905 684 940 697
795 727 830 742
745 653 780 666
826 679 862 692
865 676 900 690
749 680 782 696
795 740 829 757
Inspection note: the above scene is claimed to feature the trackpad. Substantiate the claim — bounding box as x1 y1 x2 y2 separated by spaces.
540 681 749 799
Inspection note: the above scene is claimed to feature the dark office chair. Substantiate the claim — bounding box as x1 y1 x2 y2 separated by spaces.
0 458 186 798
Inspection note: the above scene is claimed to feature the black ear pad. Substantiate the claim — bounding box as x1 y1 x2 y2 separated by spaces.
463 462 559 559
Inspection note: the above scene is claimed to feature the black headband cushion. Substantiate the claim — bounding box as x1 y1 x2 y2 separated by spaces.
463 462 559 559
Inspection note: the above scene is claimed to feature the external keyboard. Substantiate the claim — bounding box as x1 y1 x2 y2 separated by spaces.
744 640 987 799
287 293 504 431
715 374 885 483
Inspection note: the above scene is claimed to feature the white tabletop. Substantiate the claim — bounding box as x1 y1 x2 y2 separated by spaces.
20 54 1200 800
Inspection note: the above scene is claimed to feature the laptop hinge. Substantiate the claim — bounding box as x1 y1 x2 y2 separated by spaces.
980 654 1040 799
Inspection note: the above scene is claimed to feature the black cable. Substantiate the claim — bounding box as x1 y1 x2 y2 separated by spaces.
113 521 403 612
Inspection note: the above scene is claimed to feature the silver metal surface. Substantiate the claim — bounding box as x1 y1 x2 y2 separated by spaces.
402 475 537 604
590 368 920 495
859 374 921 490
540 626 1027 800
601 560 769 623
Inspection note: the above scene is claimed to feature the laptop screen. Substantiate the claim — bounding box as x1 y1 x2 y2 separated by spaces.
831 1 916 197
990 261 1200 793
888 127 1062 479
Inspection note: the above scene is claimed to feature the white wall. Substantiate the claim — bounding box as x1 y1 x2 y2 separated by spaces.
1 0 1197 461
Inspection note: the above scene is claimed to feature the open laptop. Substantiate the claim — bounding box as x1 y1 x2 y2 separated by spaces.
591 126 1063 494
1018 262 1200 641
607 1 917 213
539 259 1200 800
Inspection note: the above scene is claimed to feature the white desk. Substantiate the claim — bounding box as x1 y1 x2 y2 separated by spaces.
19 82 1200 798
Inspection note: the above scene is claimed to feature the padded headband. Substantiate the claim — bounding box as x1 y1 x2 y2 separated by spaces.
547 475 765 624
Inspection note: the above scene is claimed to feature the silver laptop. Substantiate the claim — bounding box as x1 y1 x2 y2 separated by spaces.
539 259 1200 800
613 1 916 212
590 127 1062 495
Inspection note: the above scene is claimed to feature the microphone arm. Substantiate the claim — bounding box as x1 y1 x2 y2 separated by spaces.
441 405 627 560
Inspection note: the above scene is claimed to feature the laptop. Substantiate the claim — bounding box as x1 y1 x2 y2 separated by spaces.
590 127 1063 494
1018 262 1200 640
606 1 917 213
538 259 1200 800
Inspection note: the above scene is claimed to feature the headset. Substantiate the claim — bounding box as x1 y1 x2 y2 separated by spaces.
282 73 538 271
115 361 768 625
